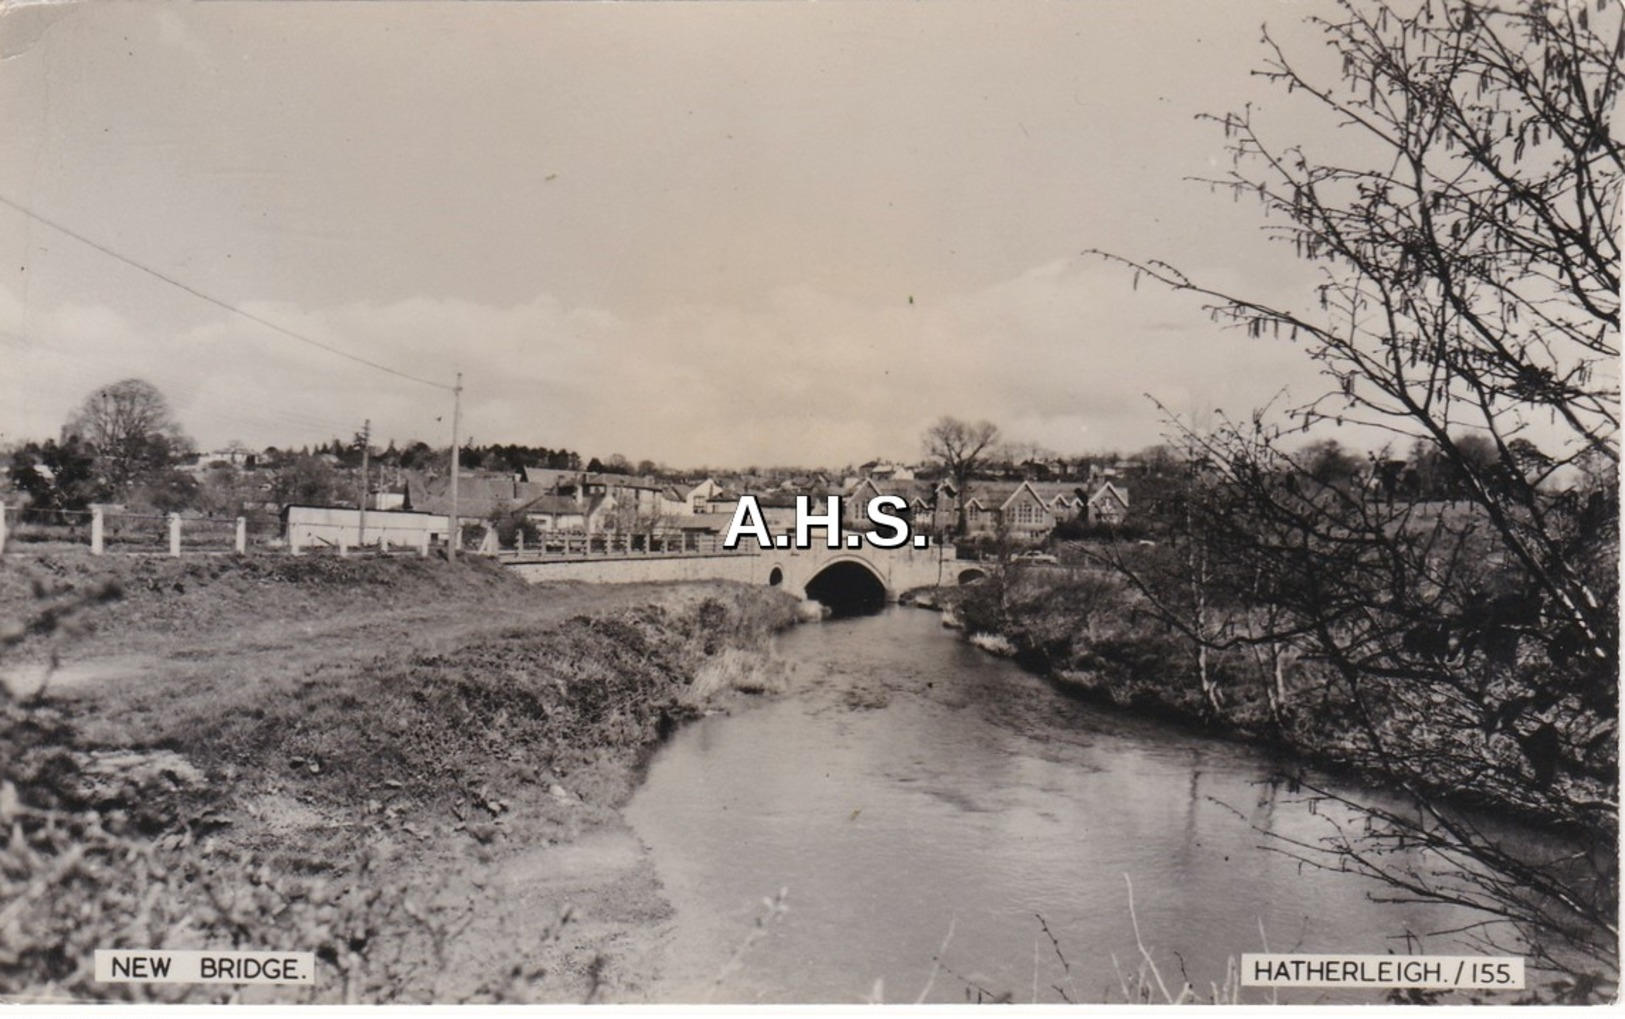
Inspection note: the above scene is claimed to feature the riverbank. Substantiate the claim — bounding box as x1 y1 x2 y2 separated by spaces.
914 570 1573 824
1 553 798 1003
906 574 1617 997
908 571 1296 739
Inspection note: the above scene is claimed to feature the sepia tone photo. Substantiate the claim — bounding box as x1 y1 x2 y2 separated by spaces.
0 0 1617 1006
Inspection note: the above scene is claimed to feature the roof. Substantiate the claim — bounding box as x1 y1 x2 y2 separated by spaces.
404 471 527 517
522 495 583 516
675 478 719 498
845 477 935 502
962 481 1042 509
579 472 664 491
1089 481 1130 507
1027 481 1088 501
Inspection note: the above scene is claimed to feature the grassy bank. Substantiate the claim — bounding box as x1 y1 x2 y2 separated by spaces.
1 553 798 1003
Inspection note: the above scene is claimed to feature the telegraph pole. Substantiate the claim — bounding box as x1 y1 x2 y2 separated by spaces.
449 372 462 560
358 419 371 547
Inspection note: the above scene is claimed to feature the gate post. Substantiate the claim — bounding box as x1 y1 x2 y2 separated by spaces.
167 513 181 557
235 516 247 554
90 505 104 555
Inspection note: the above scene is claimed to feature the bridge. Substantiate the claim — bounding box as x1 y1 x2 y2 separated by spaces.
505 540 967 611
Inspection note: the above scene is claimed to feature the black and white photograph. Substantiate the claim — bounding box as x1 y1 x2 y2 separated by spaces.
0 0 1617 1007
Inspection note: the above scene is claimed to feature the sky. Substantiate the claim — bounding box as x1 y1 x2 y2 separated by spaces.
0 0 1353 470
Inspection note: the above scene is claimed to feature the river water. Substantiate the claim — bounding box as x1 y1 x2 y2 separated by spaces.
625 606 1503 1004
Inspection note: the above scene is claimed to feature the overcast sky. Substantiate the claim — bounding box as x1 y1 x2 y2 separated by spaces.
0 0 1352 470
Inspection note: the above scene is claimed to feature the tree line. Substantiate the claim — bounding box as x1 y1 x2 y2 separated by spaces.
3 378 622 522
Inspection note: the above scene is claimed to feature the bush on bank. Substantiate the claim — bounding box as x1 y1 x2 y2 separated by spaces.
952 567 1369 755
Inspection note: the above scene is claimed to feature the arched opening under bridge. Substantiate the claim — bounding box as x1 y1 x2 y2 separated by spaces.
803 560 888 617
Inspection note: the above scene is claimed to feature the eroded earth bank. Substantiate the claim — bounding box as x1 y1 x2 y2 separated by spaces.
1 553 796 1003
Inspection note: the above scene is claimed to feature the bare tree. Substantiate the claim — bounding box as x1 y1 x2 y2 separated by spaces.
62 379 191 497
922 416 1000 536
1096 0 1619 982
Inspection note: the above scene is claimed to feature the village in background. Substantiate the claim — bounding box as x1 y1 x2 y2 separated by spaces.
5 377 1608 561
0 381 1146 556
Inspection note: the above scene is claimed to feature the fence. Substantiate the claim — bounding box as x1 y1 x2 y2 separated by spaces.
0 503 748 562
0 505 259 557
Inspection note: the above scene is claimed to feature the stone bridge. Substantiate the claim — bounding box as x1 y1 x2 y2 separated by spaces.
506 540 971 607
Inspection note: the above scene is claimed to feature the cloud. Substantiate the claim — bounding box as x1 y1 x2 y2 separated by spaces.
1 258 1324 467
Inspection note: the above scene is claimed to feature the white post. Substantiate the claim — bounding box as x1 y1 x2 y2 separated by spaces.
167 513 181 557
515 530 524 556
90 505 104 555
0 503 7 555
338 534 350 558
449 372 462 561
234 516 247 555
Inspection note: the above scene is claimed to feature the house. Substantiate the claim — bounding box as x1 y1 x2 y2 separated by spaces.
949 480 1055 541
841 477 934 532
937 478 1116 541
739 490 805 533
777 472 834 493
404 472 527 520
858 459 915 482
1027 481 1089 524
514 467 673 531
673 478 724 514
521 494 599 533
1086 482 1131 526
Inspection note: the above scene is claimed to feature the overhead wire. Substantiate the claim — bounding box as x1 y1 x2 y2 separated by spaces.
0 192 455 392
1 336 368 441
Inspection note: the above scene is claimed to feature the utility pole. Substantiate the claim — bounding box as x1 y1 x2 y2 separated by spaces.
358 419 371 547
449 372 462 560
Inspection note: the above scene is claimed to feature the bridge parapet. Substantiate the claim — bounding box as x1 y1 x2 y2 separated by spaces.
506 540 960 600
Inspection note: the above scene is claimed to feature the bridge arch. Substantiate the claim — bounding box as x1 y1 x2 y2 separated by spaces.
956 566 988 585
801 555 890 616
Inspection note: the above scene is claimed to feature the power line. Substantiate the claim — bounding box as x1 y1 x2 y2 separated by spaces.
0 192 454 392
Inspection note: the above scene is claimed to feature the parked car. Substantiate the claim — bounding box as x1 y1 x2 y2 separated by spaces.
1012 550 1060 565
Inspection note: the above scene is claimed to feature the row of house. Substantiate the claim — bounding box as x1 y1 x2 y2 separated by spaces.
284 466 1130 549
836 477 1129 540
501 470 1129 541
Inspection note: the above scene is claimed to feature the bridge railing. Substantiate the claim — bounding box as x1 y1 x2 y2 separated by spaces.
502 531 753 560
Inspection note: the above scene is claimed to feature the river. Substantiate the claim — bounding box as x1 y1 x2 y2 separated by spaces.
625 605 1506 1004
